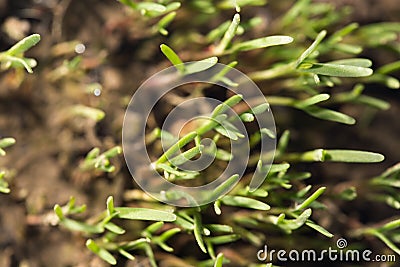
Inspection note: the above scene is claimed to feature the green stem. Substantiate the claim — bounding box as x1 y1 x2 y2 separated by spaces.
214 14 240 55
155 131 198 164
278 149 326 162
294 187 326 211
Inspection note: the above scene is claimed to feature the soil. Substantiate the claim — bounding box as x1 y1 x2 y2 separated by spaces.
0 0 399 267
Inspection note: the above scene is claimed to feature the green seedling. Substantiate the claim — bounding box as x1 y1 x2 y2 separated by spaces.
0 171 10 194
80 146 122 172
0 137 16 157
0 34 40 73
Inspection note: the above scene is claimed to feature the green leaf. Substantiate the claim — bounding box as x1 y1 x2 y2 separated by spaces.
306 221 334 237
6 34 41 56
269 162 290 174
374 178 400 188
154 228 181 252
194 213 207 253
295 187 326 211
106 196 115 216
156 12 176 35
218 0 267 10
215 13 241 54
366 73 400 89
162 189 199 206
205 224 233 233
206 234 240 245
207 21 231 42
209 174 240 201
212 94 243 118
163 2 181 13
137 2 166 12
216 148 233 161
356 95 390 110
185 57 218 75
284 149 385 163
144 221 164 235
323 150 385 163
86 148 100 159
214 124 242 140
377 60 400 75
214 200 222 215
328 58 372 68
279 209 312 231
158 228 181 242
296 30 327 67
160 44 184 73
245 186 268 197
86 239 117 265
54 204 65 220
251 103 270 114
0 172 10 194
156 131 197 164
175 215 194 231
211 61 238 83
0 185 10 194
157 163 200 179
260 128 276 139
381 162 400 178
302 106 355 124
299 62 373 77
294 94 330 108
169 145 203 166
372 231 400 255
118 0 136 9
143 243 157 267
282 0 310 25
115 207 176 221
385 196 400 209
240 113 255 122
229 35 293 53
1 55 36 73
104 222 126 234
338 187 357 201
334 43 363 54
214 253 224 267
59 217 104 234
277 130 290 154
381 219 400 232
104 146 122 158
0 137 16 149
233 224 264 246
219 119 244 138
221 195 270 210
329 23 359 43
118 248 135 260
70 105 105 121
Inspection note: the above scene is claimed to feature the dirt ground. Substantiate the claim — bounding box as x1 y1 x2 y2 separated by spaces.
0 0 399 266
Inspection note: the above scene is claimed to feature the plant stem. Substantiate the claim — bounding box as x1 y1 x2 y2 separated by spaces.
155 131 198 164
